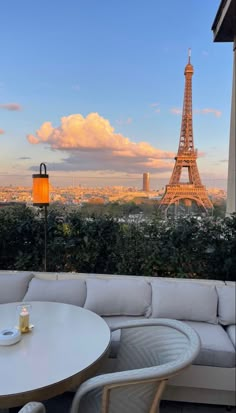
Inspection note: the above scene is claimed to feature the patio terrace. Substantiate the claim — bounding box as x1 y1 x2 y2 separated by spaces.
1 273 234 413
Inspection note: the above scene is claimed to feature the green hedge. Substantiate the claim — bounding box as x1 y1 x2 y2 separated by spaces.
0 204 235 281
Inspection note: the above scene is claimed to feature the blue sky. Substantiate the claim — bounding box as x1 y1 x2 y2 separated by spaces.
0 0 233 189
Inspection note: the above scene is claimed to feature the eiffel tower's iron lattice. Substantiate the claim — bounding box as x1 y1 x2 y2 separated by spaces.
159 51 213 216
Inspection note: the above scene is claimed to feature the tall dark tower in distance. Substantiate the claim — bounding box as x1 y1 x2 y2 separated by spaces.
159 50 213 216
143 172 150 192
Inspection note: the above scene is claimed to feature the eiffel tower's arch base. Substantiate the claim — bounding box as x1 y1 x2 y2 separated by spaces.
159 196 213 218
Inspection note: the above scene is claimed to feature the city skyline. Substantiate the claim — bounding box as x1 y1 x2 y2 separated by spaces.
0 0 232 188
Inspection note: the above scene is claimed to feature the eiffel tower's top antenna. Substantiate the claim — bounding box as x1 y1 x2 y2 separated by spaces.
185 48 193 74
188 48 191 63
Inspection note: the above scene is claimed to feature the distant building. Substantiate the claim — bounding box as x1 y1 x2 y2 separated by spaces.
0 201 26 208
87 197 105 204
143 173 150 192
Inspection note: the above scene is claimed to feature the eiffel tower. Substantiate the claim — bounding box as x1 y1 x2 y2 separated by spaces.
159 50 213 216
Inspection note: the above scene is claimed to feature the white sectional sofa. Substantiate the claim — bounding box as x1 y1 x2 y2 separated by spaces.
0 271 235 407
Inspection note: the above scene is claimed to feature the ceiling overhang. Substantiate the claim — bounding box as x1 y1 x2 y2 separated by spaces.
212 0 236 42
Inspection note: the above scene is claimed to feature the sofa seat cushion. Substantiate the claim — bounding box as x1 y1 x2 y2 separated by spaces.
23 278 87 307
103 316 146 358
226 325 236 348
0 272 33 304
217 285 236 325
150 279 218 324
84 278 151 316
185 321 236 368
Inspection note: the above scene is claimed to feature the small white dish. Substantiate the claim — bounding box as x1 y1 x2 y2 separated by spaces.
0 328 21 346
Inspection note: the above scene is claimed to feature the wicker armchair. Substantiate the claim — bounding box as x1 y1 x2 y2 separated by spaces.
70 318 200 413
17 319 200 413
18 402 46 413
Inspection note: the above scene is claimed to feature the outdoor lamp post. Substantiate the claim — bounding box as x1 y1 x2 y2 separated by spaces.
32 163 49 271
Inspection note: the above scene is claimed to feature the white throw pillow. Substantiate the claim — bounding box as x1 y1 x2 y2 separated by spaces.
217 285 236 325
23 278 87 307
0 273 33 304
151 280 218 324
84 278 151 316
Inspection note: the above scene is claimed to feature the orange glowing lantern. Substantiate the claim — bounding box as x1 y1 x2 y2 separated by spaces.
32 163 49 206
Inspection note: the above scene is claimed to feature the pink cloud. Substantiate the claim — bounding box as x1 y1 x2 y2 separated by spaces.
0 103 22 111
0 128 4 134
28 134 39 144
197 151 206 158
27 112 175 174
199 108 222 117
170 107 222 117
170 107 182 115
116 117 132 125
150 103 160 113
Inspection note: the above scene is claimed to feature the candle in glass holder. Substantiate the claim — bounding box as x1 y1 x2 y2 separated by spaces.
19 306 30 333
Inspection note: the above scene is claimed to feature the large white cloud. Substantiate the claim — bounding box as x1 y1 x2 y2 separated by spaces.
27 113 174 173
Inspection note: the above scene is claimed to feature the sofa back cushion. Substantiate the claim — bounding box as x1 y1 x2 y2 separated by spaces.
151 280 218 324
217 285 236 325
84 278 151 316
0 273 33 304
23 278 87 307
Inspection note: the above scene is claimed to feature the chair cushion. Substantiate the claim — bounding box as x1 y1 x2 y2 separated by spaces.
84 278 151 316
217 285 236 325
0 272 33 304
185 321 236 368
23 278 87 307
150 280 218 324
226 325 236 348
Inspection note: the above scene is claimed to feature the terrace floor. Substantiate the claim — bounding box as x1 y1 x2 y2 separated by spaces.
11 392 236 413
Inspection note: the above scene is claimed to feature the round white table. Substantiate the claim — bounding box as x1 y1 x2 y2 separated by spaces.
0 302 111 409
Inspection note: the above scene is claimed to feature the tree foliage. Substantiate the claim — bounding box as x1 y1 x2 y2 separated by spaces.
0 204 235 281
